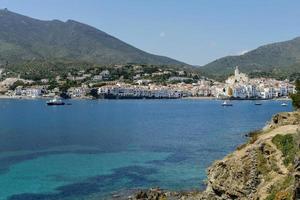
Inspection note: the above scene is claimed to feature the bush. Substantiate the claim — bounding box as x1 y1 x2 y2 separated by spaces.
89 88 99 98
291 93 300 109
272 134 297 166
291 79 300 109
9 80 25 90
47 80 59 90
257 149 271 175
247 130 263 144
265 175 294 200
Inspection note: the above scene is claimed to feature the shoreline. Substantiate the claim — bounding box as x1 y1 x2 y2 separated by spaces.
182 96 216 100
115 111 299 200
0 97 296 199
0 95 291 101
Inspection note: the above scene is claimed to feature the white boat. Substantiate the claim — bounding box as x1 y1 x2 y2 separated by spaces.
46 98 65 106
222 101 233 106
281 102 288 107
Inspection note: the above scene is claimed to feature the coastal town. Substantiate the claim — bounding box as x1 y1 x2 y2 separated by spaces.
3 3 300 200
0 65 296 100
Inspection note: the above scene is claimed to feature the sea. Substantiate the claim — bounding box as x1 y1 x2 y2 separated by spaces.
0 99 293 200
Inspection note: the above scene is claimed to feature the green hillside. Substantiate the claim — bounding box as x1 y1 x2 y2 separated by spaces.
0 9 187 68
200 36 300 80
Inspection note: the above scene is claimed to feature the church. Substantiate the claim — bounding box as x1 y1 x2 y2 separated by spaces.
225 66 249 85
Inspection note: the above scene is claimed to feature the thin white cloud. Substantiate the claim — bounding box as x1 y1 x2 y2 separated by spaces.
159 31 165 37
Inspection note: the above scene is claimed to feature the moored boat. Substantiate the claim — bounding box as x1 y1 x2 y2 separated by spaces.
46 98 65 106
222 101 233 106
281 102 288 107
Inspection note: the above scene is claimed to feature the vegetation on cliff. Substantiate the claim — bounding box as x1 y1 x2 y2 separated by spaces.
265 175 294 200
132 112 300 200
183 112 300 200
291 79 300 109
272 134 297 166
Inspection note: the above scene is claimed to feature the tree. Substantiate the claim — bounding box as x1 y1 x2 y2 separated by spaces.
9 80 25 90
47 80 59 90
291 79 300 109
60 92 71 99
89 88 99 99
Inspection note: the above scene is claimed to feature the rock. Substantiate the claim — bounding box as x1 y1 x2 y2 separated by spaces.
134 188 167 200
270 112 300 128
132 112 300 200
135 190 148 199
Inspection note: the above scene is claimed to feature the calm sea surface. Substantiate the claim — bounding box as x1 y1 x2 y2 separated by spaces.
0 99 292 200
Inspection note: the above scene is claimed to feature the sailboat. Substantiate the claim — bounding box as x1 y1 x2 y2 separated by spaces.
222 101 233 106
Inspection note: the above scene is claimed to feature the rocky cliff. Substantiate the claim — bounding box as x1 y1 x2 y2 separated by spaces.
131 112 300 200
191 112 300 200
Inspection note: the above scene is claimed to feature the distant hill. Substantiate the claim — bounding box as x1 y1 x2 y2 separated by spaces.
200 37 300 80
0 9 187 67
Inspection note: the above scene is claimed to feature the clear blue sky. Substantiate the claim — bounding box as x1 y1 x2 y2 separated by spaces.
1 0 300 65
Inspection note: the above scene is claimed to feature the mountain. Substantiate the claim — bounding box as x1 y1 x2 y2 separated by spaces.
200 36 300 80
0 9 187 67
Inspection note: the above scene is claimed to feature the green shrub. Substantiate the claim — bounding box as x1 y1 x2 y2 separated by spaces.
9 80 25 90
272 134 297 166
291 79 300 110
257 149 271 175
248 130 263 144
291 93 300 109
265 175 294 200
89 88 99 98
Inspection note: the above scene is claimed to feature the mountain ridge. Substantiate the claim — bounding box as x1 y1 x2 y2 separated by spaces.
0 9 188 67
200 36 300 80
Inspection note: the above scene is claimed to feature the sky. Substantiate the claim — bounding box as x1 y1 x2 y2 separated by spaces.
1 0 300 65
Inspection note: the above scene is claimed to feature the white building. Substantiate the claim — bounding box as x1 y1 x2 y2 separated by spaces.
225 66 249 85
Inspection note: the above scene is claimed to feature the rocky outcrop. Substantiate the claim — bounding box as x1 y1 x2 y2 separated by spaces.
196 112 300 200
293 157 300 199
197 149 261 199
134 188 167 200
131 188 198 200
199 147 260 200
131 112 300 200
269 112 300 128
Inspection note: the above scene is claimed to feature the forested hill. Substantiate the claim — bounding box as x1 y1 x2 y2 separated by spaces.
0 9 187 67
200 36 300 80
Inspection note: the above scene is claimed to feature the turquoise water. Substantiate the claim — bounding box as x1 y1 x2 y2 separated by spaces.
0 99 293 200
